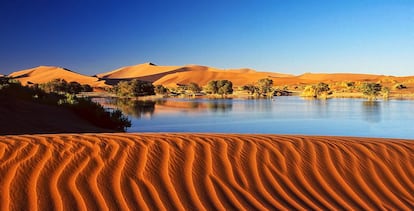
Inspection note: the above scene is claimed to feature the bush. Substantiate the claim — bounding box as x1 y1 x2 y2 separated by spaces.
1 79 131 131
361 82 382 100
65 97 131 131
154 85 169 95
39 79 93 94
301 82 331 98
113 79 155 97
205 80 233 95
394 83 407 89
257 78 273 96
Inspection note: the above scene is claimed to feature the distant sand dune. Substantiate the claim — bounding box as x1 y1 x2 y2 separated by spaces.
1 133 413 210
8 66 106 87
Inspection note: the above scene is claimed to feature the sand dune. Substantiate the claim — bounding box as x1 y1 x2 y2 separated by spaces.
1 133 413 210
8 66 106 87
97 62 292 86
153 65 293 87
96 63 184 82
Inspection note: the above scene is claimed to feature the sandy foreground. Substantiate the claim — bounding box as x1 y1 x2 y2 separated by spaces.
0 133 413 210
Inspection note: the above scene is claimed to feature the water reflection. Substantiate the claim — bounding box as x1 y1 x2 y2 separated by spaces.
206 100 233 112
109 98 156 118
362 101 381 123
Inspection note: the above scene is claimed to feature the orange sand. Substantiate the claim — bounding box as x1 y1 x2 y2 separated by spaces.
1 133 413 210
8 66 106 87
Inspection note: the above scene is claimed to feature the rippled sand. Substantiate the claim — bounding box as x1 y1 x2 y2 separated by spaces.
1 133 413 210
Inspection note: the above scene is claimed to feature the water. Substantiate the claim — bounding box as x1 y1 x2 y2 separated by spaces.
97 97 414 139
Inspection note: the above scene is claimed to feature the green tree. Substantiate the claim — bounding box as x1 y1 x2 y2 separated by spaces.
206 80 219 94
187 82 202 94
205 80 233 95
217 80 233 95
257 78 273 96
114 79 155 97
39 79 92 94
361 82 382 100
301 82 331 98
241 84 258 95
154 85 169 95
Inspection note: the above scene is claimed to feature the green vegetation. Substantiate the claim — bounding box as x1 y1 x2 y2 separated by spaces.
382 86 390 99
187 82 202 94
38 78 93 94
256 78 273 96
113 79 155 97
361 82 382 100
0 77 131 131
301 82 331 98
394 83 407 90
154 84 169 95
241 84 259 95
240 78 275 97
205 80 233 95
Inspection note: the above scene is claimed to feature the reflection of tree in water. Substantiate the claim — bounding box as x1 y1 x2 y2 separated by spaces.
362 101 381 123
207 101 233 112
110 98 156 118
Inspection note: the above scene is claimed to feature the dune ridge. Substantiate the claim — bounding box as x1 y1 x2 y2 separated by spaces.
8 66 106 87
1 133 413 210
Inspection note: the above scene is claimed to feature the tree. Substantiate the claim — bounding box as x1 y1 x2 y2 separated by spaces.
217 80 233 95
205 80 218 94
257 78 273 96
187 82 202 94
241 84 258 95
114 79 155 97
154 85 169 95
39 79 93 94
361 82 382 100
205 80 233 95
301 82 331 98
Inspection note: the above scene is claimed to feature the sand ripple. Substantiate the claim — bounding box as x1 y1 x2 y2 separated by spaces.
1 133 413 210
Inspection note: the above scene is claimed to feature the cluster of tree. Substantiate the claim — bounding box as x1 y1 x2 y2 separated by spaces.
301 82 331 98
360 82 382 100
112 79 155 97
0 77 131 131
154 84 169 95
241 78 274 97
205 80 233 95
38 78 93 94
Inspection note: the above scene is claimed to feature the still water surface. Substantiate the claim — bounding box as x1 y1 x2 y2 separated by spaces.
98 97 414 139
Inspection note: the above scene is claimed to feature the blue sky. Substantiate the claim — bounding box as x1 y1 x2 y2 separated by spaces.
1 0 413 76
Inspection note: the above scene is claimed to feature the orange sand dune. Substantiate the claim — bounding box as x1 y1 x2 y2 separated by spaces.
96 62 292 86
8 66 106 87
154 65 293 87
96 62 184 82
1 133 413 210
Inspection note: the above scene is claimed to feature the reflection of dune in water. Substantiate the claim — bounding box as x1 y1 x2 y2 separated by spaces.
1 133 413 210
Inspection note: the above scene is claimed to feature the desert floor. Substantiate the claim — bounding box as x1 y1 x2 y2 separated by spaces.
1 133 413 210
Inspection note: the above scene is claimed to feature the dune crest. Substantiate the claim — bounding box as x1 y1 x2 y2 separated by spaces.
1 133 413 210
8 66 106 87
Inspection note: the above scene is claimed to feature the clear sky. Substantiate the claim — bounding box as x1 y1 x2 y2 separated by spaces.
1 0 413 76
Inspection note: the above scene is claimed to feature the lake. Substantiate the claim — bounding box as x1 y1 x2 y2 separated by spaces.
97 97 414 139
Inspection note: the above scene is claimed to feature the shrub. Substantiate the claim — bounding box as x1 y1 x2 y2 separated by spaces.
39 79 93 94
113 79 155 97
361 82 382 100
66 97 131 131
154 85 169 95
394 83 407 89
205 80 233 95
301 82 331 98
257 78 273 96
